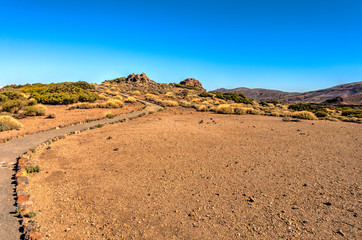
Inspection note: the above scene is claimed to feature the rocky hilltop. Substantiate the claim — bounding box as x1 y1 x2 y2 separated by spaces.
126 73 155 85
180 78 206 92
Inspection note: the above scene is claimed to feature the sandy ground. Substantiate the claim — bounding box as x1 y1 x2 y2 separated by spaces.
0 102 143 140
28 108 361 239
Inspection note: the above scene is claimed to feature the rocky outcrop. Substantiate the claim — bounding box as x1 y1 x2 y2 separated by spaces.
126 73 154 85
180 78 206 92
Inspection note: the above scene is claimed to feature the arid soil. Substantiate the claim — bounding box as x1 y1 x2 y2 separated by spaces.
28 108 361 239
0 102 143 140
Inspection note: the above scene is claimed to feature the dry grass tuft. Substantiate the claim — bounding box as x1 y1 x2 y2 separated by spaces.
165 92 176 99
216 104 234 114
292 111 318 120
24 104 47 116
100 100 124 108
163 100 179 107
193 104 208 112
0 115 23 131
131 91 141 96
125 97 137 103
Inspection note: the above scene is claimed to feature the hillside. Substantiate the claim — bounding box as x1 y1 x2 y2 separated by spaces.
214 82 362 104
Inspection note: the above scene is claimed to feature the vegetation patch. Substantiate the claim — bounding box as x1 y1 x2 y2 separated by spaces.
2 81 99 105
25 165 41 173
292 111 318 120
214 92 253 104
0 115 23 131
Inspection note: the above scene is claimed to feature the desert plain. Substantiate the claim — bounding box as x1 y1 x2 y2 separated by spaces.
27 107 361 239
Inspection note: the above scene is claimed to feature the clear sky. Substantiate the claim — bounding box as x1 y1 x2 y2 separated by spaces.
0 0 361 92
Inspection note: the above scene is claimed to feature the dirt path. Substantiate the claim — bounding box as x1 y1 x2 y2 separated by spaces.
0 100 161 240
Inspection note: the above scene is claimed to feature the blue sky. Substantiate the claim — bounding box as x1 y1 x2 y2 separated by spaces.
0 0 361 92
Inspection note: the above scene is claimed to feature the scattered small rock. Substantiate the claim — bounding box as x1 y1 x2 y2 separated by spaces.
46 146 51 150
107 136 112 140
247 197 255 202
336 230 345 236
199 120 204 124
324 202 332 206
113 148 119 151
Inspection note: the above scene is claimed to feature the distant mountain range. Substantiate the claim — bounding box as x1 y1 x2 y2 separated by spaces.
214 82 362 105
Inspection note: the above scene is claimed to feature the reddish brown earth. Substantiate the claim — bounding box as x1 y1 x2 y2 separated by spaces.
0 102 143 140
28 108 361 239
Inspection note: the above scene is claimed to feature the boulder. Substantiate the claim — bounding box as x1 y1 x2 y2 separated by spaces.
180 78 206 92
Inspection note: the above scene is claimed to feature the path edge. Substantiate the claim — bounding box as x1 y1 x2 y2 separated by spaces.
14 100 162 239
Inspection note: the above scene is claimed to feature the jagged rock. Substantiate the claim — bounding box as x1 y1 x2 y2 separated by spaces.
126 73 154 85
180 78 206 91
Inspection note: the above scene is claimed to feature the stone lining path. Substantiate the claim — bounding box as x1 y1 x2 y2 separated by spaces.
0 99 161 240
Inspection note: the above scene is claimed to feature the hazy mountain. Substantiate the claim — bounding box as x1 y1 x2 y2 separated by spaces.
214 82 362 104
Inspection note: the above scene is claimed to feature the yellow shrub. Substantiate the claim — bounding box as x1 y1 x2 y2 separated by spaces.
0 115 23 131
233 107 246 115
163 100 178 107
131 90 141 96
216 104 233 114
193 104 208 112
179 100 192 108
292 111 318 120
165 92 176 99
100 100 124 108
125 97 137 103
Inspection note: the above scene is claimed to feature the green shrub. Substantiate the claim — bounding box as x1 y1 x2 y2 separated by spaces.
24 105 47 116
25 165 40 173
288 103 327 114
214 92 253 104
315 111 328 118
1 100 25 113
341 109 362 118
234 107 246 115
20 81 99 105
27 98 37 106
199 92 214 98
24 212 36 218
0 116 23 131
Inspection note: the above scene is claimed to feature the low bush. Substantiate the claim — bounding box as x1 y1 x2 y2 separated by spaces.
315 111 328 118
199 92 214 98
233 107 246 115
162 100 178 107
25 165 40 173
341 109 362 118
131 90 141 96
292 111 318 120
125 97 137 103
214 92 253 104
216 104 233 114
105 112 115 119
0 116 23 131
165 92 176 99
24 104 47 116
100 100 124 108
288 103 328 114
193 104 208 111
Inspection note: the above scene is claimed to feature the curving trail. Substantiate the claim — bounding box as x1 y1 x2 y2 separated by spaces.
0 99 161 240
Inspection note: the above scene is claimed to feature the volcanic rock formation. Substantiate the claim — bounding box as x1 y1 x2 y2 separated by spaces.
126 73 154 85
180 78 206 92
